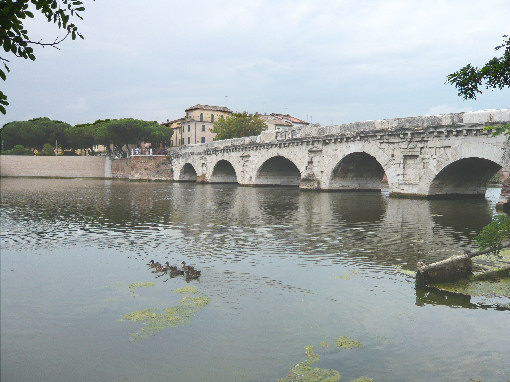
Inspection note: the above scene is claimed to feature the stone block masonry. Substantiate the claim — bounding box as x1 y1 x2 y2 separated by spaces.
0 155 110 178
111 156 173 180
0 155 174 181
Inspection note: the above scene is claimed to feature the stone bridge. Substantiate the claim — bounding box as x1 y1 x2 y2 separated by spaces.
168 109 510 207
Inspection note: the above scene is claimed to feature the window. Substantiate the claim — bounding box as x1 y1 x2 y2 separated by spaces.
201 137 205 143
188 125 190 132
200 113 203 122
188 137 190 144
202 125 206 132
211 114 214 122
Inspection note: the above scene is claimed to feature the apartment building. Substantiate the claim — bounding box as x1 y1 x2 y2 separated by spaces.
181 104 232 145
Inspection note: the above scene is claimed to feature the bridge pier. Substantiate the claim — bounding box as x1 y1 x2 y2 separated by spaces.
169 109 510 201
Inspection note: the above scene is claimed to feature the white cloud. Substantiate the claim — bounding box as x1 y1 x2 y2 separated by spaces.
2 0 509 127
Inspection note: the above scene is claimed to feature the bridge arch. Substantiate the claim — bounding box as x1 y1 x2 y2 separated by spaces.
178 163 198 182
428 158 501 197
255 155 302 186
210 159 238 183
322 146 395 191
423 142 504 197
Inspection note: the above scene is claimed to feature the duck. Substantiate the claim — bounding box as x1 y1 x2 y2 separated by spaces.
169 267 185 277
182 261 196 272
185 268 201 279
147 260 156 267
154 262 165 272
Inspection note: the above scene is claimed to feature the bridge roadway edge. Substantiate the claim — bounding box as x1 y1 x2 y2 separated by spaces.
168 109 510 209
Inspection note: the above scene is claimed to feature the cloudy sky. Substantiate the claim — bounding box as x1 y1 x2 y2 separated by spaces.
2 0 509 127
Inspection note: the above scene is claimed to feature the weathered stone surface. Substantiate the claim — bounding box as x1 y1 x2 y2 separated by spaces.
416 255 473 285
0 155 110 178
169 109 510 200
111 156 173 180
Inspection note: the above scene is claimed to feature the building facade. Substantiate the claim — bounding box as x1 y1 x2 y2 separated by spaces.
259 113 309 131
180 104 232 145
161 118 185 147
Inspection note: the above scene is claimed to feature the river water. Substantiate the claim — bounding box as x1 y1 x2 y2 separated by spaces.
1 178 509 382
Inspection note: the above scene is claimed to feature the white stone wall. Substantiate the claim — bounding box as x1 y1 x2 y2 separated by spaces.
0 156 110 178
169 109 510 198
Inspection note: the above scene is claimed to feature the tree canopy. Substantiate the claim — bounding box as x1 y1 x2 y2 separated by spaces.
1 117 173 156
0 0 93 114
446 35 510 100
211 112 268 141
1 117 70 151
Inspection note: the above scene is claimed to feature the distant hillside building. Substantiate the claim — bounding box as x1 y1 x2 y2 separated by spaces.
259 113 309 131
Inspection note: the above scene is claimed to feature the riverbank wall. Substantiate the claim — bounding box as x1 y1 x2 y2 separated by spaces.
0 155 173 181
111 156 173 180
0 155 112 178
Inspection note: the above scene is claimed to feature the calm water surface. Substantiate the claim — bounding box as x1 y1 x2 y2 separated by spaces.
1 178 509 382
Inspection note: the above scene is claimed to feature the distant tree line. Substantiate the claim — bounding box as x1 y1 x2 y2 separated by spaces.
0 117 173 156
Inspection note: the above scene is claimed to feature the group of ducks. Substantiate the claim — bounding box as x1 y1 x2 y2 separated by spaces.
148 260 201 280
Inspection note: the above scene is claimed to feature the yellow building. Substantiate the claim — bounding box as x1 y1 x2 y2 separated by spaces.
181 104 232 145
161 118 185 147
163 104 232 146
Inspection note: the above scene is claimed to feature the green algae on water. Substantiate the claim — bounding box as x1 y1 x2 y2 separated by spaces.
320 341 329 348
128 282 155 293
336 269 360 280
430 268 510 298
174 286 199 294
122 308 159 322
393 265 416 277
335 336 363 349
277 345 341 382
351 377 373 382
122 286 210 341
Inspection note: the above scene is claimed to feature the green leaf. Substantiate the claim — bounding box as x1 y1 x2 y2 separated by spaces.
0 69 6 81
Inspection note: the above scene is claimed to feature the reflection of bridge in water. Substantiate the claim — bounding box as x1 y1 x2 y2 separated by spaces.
169 109 510 208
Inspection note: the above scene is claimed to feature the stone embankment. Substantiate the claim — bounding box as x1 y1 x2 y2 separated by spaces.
0 155 173 181
112 156 173 180
0 155 112 178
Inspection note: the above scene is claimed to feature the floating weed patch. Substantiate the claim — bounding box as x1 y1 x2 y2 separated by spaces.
122 286 210 341
174 286 199 294
335 336 363 349
182 296 210 307
277 345 341 382
393 265 416 277
336 269 359 280
128 282 155 293
351 377 373 382
430 268 510 298
122 308 159 322
320 341 329 348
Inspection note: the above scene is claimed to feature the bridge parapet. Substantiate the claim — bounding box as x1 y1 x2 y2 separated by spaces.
169 109 510 159
168 109 510 205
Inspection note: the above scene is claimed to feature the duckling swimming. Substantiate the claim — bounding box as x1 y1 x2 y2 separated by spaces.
185 268 201 280
181 261 193 272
